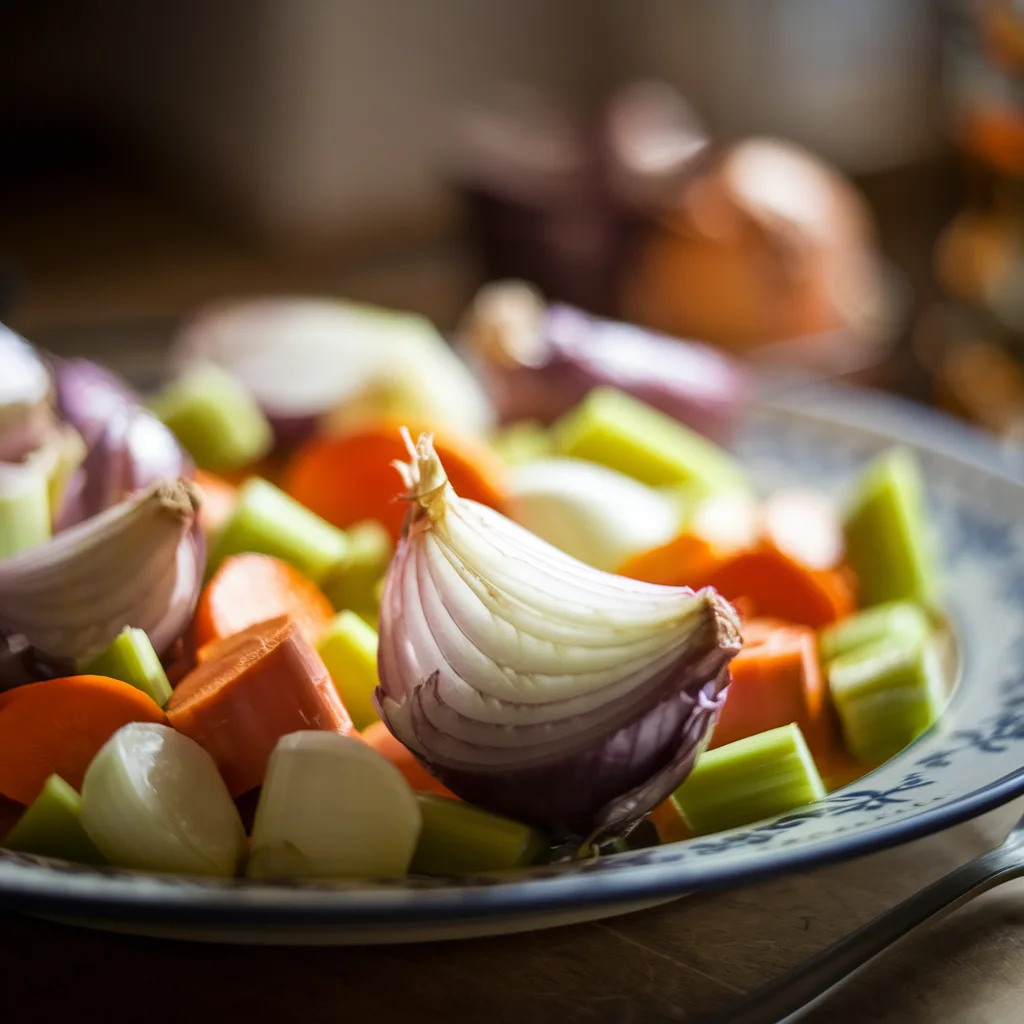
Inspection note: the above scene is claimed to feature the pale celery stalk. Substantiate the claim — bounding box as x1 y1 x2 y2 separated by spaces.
672 724 826 835
827 636 946 766
84 627 173 707
4 774 105 864
317 610 381 729
0 461 51 560
819 601 931 664
411 795 548 875
208 477 348 581
551 387 749 496
490 421 553 466
151 361 273 472
320 519 392 616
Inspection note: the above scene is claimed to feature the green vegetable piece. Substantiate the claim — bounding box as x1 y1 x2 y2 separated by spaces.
552 387 749 496
827 636 946 767
818 601 931 665
411 795 547 875
320 519 393 616
151 361 273 473
0 461 51 560
317 610 381 730
208 477 349 582
671 724 826 836
4 774 105 864
84 627 173 707
843 448 937 607
490 421 553 466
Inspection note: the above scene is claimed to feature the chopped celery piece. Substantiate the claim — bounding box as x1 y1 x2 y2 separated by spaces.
490 421 553 466
84 627 173 707
411 795 547 875
4 774 104 864
672 724 826 835
552 387 748 495
320 520 393 615
317 610 381 729
151 361 273 472
819 601 930 664
0 461 51 559
827 636 946 766
208 477 348 581
843 448 937 607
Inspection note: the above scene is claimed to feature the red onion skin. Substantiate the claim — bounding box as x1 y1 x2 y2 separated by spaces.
474 304 749 443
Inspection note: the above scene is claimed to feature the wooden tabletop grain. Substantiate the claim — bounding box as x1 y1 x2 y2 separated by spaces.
2 798 1022 1024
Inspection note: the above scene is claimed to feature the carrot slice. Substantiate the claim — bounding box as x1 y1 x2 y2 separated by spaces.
192 469 238 539
361 721 458 799
0 676 167 805
282 423 511 541
617 533 725 586
192 553 335 651
167 616 353 797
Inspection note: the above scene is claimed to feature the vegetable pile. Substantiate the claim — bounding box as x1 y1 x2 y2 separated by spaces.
0 292 950 879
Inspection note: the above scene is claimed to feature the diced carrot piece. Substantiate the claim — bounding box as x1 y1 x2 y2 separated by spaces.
167 616 353 797
361 721 458 799
618 533 725 586
648 798 691 843
192 469 239 538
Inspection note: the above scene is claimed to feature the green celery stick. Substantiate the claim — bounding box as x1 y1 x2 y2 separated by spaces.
317 610 381 730
208 477 349 581
151 361 273 473
4 774 105 864
84 627 173 707
411 795 547 875
843 448 938 607
0 461 51 560
827 636 946 766
552 387 749 495
671 724 826 836
320 520 393 616
490 421 553 466
818 601 931 665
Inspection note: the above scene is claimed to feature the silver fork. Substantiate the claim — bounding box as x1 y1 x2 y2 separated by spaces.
702 811 1024 1024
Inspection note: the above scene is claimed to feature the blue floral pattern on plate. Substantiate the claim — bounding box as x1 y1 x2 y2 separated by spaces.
2 383 1024 942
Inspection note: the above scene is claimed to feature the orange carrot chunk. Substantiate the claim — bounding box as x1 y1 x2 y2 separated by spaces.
167 616 353 797
282 424 511 541
361 721 458 799
0 676 168 805
617 533 725 586
193 469 239 539
192 552 335 651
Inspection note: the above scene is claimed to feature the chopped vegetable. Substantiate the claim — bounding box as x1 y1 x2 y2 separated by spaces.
192 469 238 540
248 731 421 879
672 724 826 835
827 635 947 766
844 448 937 606
551 387 749 495
319 520 393 617
282 423 512 541
0 675 167 805
411 795 547 875
23 424 86 524
84 627 173 707
81 723 246 876
166 616 353 797
360 722 458 798
0 461 51 560
508 458 681 571
376 432 741 836
317 611 381 730
490 421 553 466
193 552 335 651
819 601 931 664
150 360 273 473
647 798 691 844
761 488 844 571
3 773 104 864
207 477 348 582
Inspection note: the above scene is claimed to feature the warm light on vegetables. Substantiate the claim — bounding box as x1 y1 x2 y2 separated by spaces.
84 627 173 708
316 610 381 730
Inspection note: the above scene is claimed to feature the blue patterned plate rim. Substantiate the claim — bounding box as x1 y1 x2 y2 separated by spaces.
1 381 1022 929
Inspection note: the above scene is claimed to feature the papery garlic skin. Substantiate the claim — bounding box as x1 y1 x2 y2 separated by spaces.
376 433 741 838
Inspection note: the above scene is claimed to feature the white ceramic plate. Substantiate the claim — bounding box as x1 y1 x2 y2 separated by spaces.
3 382 1024 944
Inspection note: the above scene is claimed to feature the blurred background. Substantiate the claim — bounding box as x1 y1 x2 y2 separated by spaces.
2 0 1023 439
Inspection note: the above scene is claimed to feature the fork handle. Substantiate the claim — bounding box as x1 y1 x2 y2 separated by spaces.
703 844 1024 1024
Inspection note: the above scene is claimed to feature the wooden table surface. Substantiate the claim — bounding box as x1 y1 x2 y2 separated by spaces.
0 798 1020 1023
